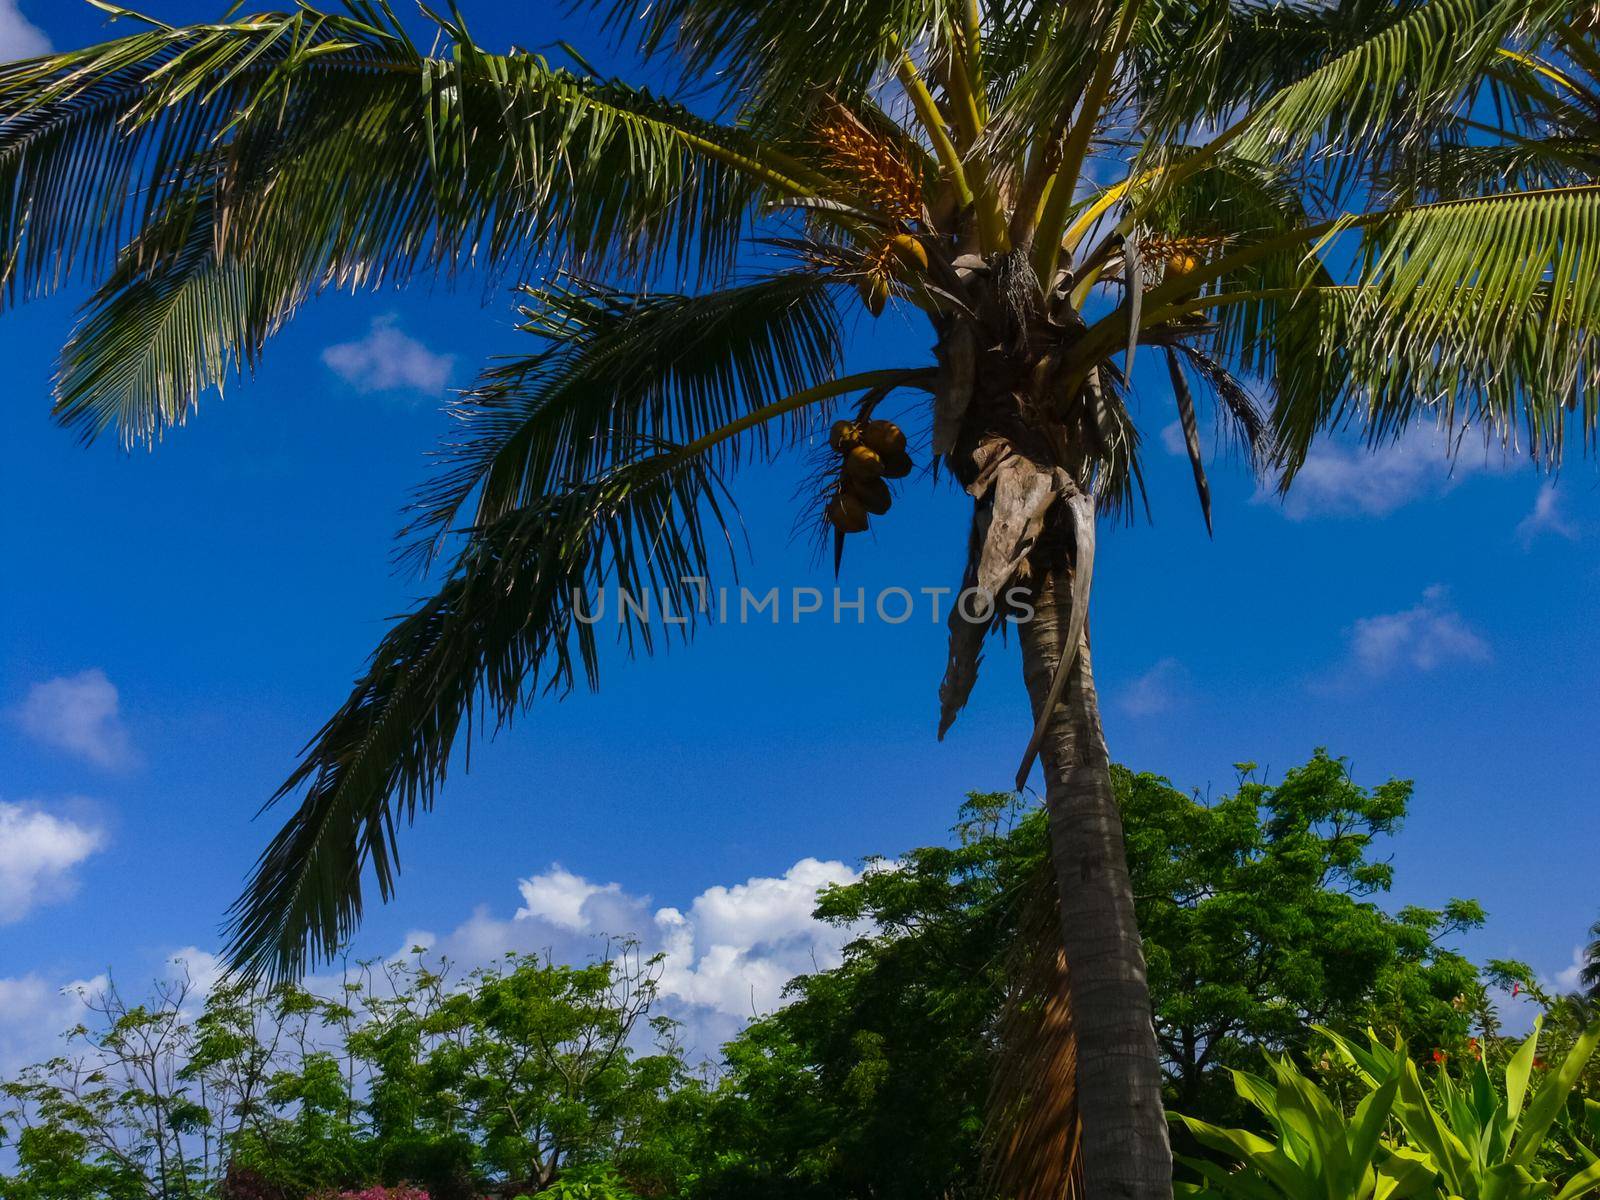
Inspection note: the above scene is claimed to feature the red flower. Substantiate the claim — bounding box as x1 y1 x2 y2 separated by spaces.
1534 1057 1549 1071
1432 1049 1447 1064
1468 1038 1482 1060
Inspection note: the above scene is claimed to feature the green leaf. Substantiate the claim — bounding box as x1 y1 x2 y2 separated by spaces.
1511 1023 1600 1168
1506 1019 1542 1121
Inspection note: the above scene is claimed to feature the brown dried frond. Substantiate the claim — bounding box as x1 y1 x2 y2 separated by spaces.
816 101 923 225
987 863 1083 1200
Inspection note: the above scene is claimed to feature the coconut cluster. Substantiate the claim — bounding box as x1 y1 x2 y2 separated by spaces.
824 418 913 533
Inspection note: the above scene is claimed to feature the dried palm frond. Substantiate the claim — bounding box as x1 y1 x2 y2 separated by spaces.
987 863 1083 1200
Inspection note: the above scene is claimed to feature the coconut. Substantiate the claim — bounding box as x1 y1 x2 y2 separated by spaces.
829 419 859 452
879 448 914 479
849 475 892 515
889 233 928 272
844 444 884 481
858 273 890 317
826 492 869 533
861 419 907 456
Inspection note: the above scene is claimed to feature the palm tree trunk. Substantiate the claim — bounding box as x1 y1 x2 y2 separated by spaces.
1018 556 1172 1200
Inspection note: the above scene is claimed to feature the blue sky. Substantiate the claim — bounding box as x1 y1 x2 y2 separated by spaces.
1 0 1597 1064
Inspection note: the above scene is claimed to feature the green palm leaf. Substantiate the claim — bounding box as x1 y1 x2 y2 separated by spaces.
1 3 808 443
227 365 928 979
1235 0 1564 171
409 271 846 561
226 447 737 982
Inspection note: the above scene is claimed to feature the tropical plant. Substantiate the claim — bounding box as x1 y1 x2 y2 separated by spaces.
1321 1020 1600 1200
0 950 686 1200
1174 1050 1437 1200
1177 1022 1600 1200
3 1 1598 1193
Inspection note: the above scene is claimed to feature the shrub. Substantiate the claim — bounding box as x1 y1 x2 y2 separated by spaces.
1173 1020 1600 1200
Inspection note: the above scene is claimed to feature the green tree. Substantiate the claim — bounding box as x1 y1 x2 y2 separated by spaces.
389 948 683 1194
0 1125 146 1200
0 949 694 1200
3 3 1596 1191
1124 753 1486 1119
691 752 1488 1198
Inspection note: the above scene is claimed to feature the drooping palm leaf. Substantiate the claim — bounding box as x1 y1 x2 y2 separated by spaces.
227 448 736 981
0 2 809 443
228 364 928 978
408 271 846 562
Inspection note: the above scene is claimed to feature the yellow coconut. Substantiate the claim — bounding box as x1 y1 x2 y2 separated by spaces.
829 419 860 452
844 444 884 481
858 273 890 317
889 233 928 272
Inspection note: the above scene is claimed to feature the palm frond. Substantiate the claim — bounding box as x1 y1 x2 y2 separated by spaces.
1307 185 1600 462
0 3 808 443
1235 0 1564 176
407 271 845 564
599 0 956 125
226 447 735 981
227 365 930 979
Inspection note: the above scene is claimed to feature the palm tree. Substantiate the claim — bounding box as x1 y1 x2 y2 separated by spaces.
1584 915 1600 1001
1 1 1596 1194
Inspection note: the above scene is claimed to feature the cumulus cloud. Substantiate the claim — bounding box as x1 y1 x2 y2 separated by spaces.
0 801 105 923
0 2 50 61
516 866 626 932
1551 945 1589 994
1263 430 1512 520
1 858 873 1068
12 669 135 768
414 857 870 1057
322 315 454 396
0 973 101 1075
1115 657 1188 718
1319 585 1491 691
1516 482 1579 548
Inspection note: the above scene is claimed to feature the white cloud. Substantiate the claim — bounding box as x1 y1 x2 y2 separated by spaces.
417 857 870 1058
516 865 625 932
1516 482 1579 548
0 2 50 61
1160 420 1188 457
0 801 105 923
0 859 873 1068
12 669 135 768
168 947 226 999
322 315 454 396
0 973 101 1076
1116 657 1187 718
655 857 865 1020
1322 585 1491 688
1551 945 1589 994
1264 430 1512 520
